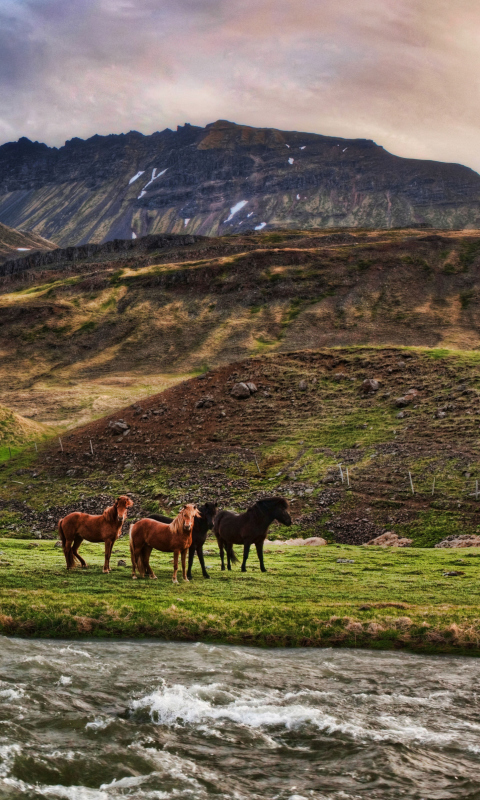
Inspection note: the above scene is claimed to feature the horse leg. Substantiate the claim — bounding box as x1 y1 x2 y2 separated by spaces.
172 550 179 583
255 541 267 572
218 540 226 571
181 549 189 581
103 539 114 573
144 546 157 579
196 544 210 579
63 538 75 570
226 544 232 571
72 535 87 568
241 543 251 572
187 542 195 580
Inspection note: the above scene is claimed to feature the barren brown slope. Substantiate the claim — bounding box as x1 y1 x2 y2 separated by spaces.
0 221 56 263
2 228 480 427
5 346 480 547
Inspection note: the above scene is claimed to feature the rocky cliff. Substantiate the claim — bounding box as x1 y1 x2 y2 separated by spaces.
1 120 480 246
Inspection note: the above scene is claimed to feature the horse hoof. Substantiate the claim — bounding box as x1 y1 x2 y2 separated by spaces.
203 573 210 579
132 575 137 580
172 579 178 584
149 575 158 580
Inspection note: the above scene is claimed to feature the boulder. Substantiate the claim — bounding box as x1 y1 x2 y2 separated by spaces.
231 382 252 399
364 532 412 547
361 379 379 394
246 382 258 394
108 419 130 434
435 534 480 548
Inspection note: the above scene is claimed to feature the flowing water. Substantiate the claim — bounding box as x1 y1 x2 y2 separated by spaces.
0 639 479 799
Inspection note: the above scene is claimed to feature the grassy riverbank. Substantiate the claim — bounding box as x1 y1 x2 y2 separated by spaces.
2 537 480 654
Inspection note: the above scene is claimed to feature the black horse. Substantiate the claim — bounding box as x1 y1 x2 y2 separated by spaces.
214 497 292 573
149 502 217 579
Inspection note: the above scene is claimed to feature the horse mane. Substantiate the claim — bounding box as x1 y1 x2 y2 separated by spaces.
103 502 117 523
169 513 183 536
253 496 288 513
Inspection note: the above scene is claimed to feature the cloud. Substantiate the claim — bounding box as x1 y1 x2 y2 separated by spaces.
0 0 479 172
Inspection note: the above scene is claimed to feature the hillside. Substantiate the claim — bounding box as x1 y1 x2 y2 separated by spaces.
1 228 480 427
1 120 480 246
2 346 480 550
0 221 56 264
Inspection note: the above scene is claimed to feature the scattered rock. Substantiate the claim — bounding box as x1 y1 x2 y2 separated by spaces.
298 380 308 391
54 540 63 548
196 395 215 409
246 382 258 394
231 382 251 399
396 411 406 419
364 532 412 547
443 570 464 576
435 410 446 419
117 559 127 567
361 379 379 394
435 535 480 548
337 558 355 563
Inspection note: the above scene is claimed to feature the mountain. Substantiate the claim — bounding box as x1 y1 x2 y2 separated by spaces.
1 226 480 428
0 221 56 264
0 121 480 246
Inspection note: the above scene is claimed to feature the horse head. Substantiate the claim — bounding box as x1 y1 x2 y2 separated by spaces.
180 503 201 533
199 502 218 530
115 495 134 524
258 496 292 527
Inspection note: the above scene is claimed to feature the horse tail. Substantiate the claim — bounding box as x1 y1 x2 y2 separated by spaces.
58 518 66 548
227 543 239 564
129 524 136 569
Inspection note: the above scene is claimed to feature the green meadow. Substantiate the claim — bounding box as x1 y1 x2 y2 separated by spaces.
1 537 480 655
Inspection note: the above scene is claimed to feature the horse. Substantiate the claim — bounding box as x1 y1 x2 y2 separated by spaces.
214 496 292 572
58 495 133 572
149 502 217 579
129 504 201 582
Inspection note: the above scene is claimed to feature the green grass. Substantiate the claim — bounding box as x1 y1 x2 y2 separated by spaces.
1 538 480 653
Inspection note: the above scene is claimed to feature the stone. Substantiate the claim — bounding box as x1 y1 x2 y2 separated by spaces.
54 540 63 548
396 411 405 419
196 395 215 408
443 570 464 576
435 410 446 419
245 382 258 393
337 558 355 563
231 382 251 399
108 419 130 434
361 379 379 394
364 532 412 547
303 537 327 546
117 559 127 567
298 380 308 391
435 534 480 548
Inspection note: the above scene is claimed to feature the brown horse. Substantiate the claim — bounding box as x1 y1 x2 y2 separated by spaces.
129 504 200 582
214 496 292 572
58 495 133 572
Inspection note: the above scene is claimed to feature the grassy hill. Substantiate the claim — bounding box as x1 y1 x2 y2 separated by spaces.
2 227 480 429
2 346 480 548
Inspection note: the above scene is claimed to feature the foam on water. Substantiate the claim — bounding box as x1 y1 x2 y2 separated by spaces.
1 639 480 799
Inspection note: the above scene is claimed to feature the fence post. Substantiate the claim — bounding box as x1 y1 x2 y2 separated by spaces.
408 471 415 495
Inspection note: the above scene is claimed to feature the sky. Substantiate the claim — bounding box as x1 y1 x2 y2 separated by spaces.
0 0 479 172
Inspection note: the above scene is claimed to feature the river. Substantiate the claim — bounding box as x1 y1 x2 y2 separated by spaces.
0 638 479 799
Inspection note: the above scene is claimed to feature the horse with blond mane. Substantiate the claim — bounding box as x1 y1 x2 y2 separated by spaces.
58 495 133 572
129 504 200 582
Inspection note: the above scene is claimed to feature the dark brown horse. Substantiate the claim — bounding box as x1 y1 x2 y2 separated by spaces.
214 496 292 572
58 495 133 572
149 502 217 579
129 504 200 582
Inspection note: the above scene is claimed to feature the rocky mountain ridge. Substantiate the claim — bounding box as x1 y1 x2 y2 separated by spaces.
1 120 480 245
